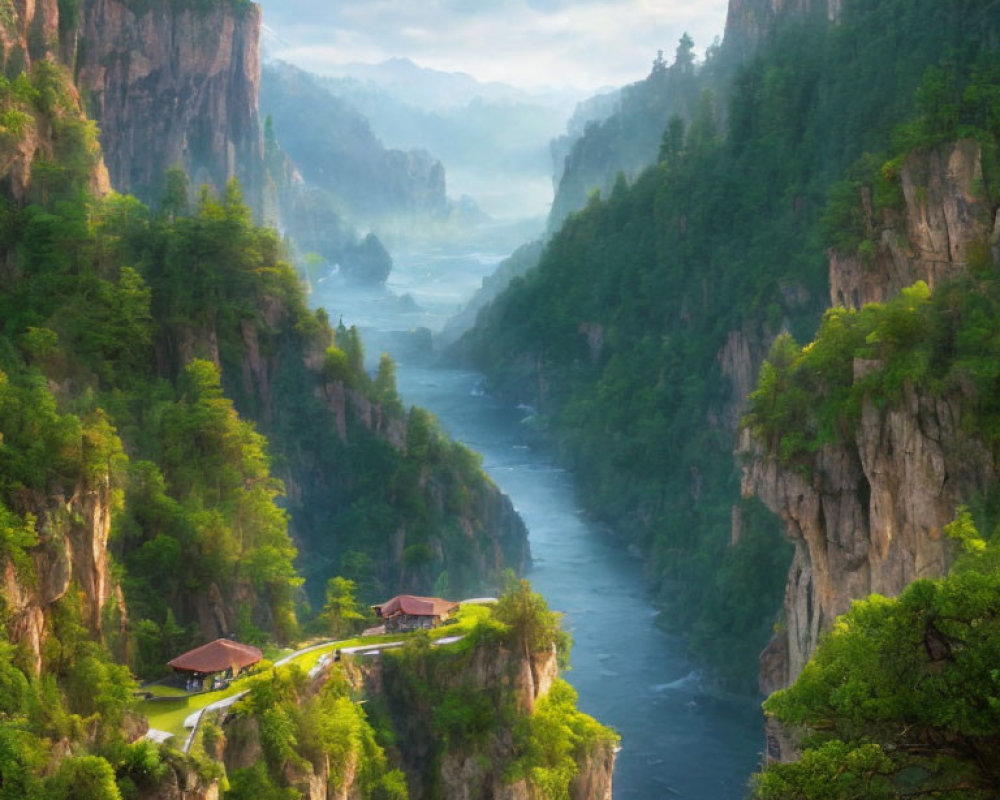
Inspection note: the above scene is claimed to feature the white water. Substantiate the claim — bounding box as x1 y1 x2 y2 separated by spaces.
313 247 764 799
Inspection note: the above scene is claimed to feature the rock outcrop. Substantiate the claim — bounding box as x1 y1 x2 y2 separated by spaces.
0 0 112 203
741 383 995 695
2 478 121 675
74 0 264 208
0 0 262 210
0 0 61 70
741 138 999 714
830 139 994 310
139 761 220 800
364 641 612 800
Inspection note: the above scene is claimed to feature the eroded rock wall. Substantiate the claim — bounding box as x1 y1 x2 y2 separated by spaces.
741 383 995 695
742 138 1000 711
830 140 993 310
75 0 264 208
363 642 612 800
2 478 121 675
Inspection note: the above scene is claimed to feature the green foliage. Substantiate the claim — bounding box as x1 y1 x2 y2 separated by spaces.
225 763 299 800
234 666 403 799
46 755 122 800
462 0 1000 688
373 354 403 415
493 574 569 662
0 501 37 582
752 517 1000 798
746 267 1000 467
321 576 366 639
432 687 497 745
508 680 619 800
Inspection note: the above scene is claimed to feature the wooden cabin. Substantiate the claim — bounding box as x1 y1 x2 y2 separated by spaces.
371 595 460 632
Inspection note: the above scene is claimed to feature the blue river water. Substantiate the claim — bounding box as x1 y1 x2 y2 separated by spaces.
313 246 764 799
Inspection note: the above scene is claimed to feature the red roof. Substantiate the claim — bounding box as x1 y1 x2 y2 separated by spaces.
167 638 263 674
372 595 459 619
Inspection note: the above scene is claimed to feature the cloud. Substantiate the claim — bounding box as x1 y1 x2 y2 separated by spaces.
258 0 728 90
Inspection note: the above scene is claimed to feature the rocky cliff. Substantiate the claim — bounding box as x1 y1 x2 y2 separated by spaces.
829 139 996 310
0 0 64 75
2 477 123 675
73 0 264 208
0 0 111 203
363 639 614 800
205 626 614 800
741 139 1000 708
741 386 995 695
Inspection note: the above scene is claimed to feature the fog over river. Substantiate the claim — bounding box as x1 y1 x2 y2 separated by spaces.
313 245 763 799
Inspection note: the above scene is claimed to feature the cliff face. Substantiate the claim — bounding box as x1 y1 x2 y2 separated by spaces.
741 386 995 693
741 139 999 707
830 139 994 309
0 0 60 68
0 0 111 203
0 0 261 209
2 478 122 675
365 642 613 800
74 0 264 207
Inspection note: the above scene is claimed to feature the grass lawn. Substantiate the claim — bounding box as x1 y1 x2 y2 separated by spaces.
139 605 491 745
141 685 189 699
137 678 255 743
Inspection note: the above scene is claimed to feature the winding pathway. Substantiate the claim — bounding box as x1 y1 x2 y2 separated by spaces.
155 634 464 753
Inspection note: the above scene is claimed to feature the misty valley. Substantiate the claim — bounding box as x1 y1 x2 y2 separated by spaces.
0 1 998 799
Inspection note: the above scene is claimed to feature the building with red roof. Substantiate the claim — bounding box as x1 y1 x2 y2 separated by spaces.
168 638 263 680
372 594 460 632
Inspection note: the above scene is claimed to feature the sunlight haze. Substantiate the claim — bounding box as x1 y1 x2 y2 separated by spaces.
259 0 729 91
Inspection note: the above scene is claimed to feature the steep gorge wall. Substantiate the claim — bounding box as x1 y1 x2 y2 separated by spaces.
363 642 613 800
2 478 123 676
742 140 1000 706
0 0 112 203
0 0 264 209
74 0 264 208
830 139 998 309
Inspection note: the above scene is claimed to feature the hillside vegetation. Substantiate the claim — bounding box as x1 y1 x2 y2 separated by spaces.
460 0 1000 687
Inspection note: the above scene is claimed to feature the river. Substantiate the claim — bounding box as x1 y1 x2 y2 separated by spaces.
313 244 764 799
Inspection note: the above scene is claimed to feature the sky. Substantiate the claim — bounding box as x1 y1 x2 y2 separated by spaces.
258 0 730 93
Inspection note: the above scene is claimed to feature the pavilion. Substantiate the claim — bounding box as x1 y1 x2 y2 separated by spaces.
168 638 263 686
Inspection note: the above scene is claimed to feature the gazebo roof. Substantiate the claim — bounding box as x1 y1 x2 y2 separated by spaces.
167 638 263 674
372 594 459 619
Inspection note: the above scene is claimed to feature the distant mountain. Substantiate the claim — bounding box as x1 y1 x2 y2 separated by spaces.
262 62 449 222
319 57 583 111
307 58 585 220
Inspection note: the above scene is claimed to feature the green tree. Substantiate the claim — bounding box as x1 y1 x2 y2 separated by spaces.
658 115 686 166
493 575 567 662
46 756 121 800
752 514 1000 799
323 576 366 638
374 353 403 414
159 166 189 219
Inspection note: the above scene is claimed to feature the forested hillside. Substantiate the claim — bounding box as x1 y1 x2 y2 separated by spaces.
0 0 547 794
460 0 1000 688
547 33 715 229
